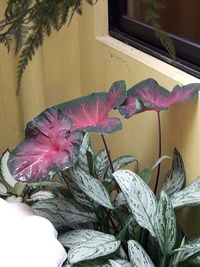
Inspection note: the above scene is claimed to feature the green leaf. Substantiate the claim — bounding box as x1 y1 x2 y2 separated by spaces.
116 215 134 241
109 259 132 267
14 182 26 196
154 191 176 255
170 177 200 209
67 231 121 265
105 155 137 182
32 198 97 230
139 168 152 184
162 148 185 197
128 240 155 266
26 190 56 204
93 149 109 177
113 170 157 237
6 195 23 202
71 166 113 209
0 181 8 196
0 149 17 188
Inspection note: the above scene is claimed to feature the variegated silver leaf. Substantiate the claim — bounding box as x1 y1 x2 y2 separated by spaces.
32 198 97 229
93 149 109 177
67 233 121 265
172 243 200 262
105 156 137 182
162 148 185 197
109 259 132 267
113 170 157 237
71 166 113 209
128 240 155 267
171 176 200 209
114 192 126 207
154 191 176 254
77 133 94 172
59 229 109 248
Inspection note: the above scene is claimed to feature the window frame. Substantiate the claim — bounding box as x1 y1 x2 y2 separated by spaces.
108 0 200 78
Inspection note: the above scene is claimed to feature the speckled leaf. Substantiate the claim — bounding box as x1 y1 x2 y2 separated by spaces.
162 148 185 197
172 242 200 262
128 240 155 266
106 156 137 182
71 166 113 209
0 150 17 187
113 170 157 237
171 176 200 209
109 259 132 267
32 198 97 229
154 191 176 254
67 258 111 266
59 229 113 248
67 232 121 264
94 149 109 177
186 237 200 264
77 133 94 172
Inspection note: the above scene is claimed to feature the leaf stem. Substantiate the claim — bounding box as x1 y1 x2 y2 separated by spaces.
101 134 114 173
154 111 162 195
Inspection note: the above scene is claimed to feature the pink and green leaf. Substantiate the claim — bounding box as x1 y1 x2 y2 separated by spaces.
118 79 200 118
8 108 82 182
57 80 126 134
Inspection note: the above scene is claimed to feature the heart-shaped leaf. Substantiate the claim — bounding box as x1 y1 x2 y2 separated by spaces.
67 231 121 264
128 240 155 266
118 79 200 117
8 108 82 182
154 191 176 255
170 176 200 209
32 198 97 229
57 80 126 134
113 170 157 237
162 148 185 197
70 166 113 209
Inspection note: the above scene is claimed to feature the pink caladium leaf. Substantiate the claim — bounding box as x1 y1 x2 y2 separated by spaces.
8 108 82 182
57 80 126 134
118 79 200 118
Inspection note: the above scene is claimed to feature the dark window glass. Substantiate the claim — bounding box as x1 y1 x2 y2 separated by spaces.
109 0 200 78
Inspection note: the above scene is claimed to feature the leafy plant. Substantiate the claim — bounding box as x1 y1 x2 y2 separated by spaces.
1 78 200 266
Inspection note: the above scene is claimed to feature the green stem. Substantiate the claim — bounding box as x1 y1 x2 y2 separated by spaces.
154 111 162 195
160 254 166 267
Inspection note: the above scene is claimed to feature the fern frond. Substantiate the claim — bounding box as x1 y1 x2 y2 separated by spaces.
0 0 98 94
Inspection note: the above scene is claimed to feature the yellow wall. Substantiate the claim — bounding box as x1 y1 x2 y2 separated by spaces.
0 0 200 235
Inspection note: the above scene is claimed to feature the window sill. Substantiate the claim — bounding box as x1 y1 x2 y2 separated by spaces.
96 35 200 85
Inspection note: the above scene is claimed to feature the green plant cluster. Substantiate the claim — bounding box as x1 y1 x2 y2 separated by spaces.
1 136 200 267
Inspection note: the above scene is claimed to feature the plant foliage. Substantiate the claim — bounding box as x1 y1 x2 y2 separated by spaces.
1 79 200 266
